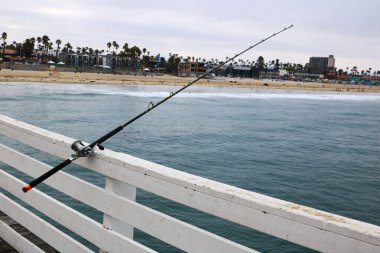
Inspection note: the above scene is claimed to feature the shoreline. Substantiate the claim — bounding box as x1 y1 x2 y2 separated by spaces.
1 69 380 92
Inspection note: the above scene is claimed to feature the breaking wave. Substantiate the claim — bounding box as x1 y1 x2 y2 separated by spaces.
2 82 379 101
88 90 380 101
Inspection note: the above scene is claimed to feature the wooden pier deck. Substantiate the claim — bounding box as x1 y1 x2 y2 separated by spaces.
0 211 58 253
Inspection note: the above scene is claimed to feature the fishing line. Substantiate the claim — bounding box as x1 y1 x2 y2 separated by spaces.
22 25 293 193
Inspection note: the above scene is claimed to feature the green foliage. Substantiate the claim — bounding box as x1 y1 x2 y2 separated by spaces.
1 32 7 59
166 53 181 73
159 57 166 67
141 55 150 66
22 38 35 59
129 46 142 59
256 56 265 71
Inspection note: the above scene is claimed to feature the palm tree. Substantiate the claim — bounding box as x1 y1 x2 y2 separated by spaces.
115 43 119 54
17 42 22 56
47 42 53 60
64 42 72 53
36 37 42 60
1 32 7 60
123 43 129 52
37 37 42 49
112 41 117 53
353 66 358 76
41 35 50 61
29 37 36 57
107 42 111 53
55 39 61 61
122 43 129 60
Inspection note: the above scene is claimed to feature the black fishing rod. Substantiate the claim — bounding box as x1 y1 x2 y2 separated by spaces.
22 25 293 193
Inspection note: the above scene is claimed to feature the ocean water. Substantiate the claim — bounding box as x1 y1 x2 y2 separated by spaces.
1 82 380 252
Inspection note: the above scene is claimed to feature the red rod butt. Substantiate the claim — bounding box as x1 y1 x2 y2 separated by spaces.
22 184 32 193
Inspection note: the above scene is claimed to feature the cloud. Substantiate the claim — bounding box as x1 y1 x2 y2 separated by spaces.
39 8 87 17
0 0 379 70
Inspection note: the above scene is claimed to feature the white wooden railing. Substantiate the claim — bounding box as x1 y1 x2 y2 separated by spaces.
0 114 379 253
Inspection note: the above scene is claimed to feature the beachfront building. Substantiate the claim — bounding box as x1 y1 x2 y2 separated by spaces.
0 48 40 63
206 63 224 77
294 72 324 80
60 52 95 68
309 55 335 72
58 52 140 70
225 65 252 78
260 68 289 79
0 49 22 63
178 61 206 77
35 50 56 63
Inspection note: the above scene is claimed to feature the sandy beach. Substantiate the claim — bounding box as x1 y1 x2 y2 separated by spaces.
1 69 379 92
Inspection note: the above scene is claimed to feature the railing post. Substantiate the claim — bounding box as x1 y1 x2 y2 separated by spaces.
100 177 137 253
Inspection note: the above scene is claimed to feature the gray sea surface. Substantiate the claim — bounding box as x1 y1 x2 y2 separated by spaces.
1 82 380 252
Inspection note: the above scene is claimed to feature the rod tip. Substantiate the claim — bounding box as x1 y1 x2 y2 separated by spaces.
22 184 31 193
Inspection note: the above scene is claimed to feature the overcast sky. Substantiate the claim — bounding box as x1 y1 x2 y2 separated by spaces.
1 0 379 71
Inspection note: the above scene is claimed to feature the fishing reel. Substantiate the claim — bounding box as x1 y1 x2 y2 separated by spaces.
71 141 93 157
71 141 94 157
71 140 105 158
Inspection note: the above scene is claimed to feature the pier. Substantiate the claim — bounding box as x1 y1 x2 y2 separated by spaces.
0 211 58 253
0 114 380 253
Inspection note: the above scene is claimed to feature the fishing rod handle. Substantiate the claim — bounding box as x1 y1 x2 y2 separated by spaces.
22 158 73 193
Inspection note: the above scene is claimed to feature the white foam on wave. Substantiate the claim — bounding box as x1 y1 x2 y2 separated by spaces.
3 82 379 101
91 90 380 101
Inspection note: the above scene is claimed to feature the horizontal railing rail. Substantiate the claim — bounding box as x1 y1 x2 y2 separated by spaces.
0 114 379 253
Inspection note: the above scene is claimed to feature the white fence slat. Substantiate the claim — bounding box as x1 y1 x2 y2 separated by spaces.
1 114 380 253
0 170 157 253
103 177 136 239
0 193 92 253
71 152 380 252
0 219 44 253
0 144 258 253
